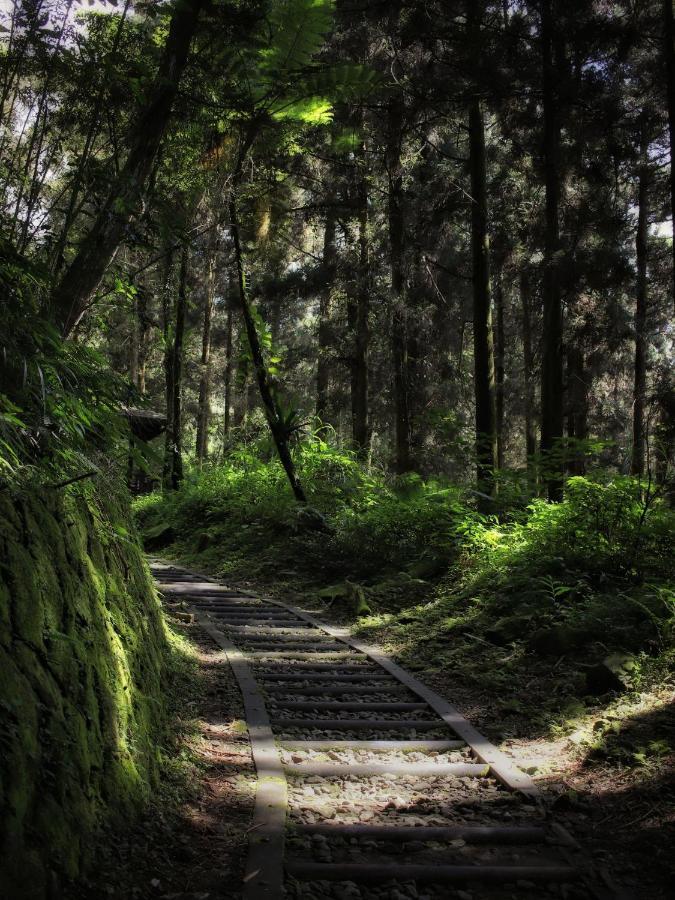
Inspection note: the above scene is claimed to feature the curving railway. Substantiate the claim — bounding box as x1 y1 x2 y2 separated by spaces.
151 560 619 900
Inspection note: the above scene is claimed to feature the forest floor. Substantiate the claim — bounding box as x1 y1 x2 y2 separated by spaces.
71 618 255 900
77 551 674 900
161 555 674 900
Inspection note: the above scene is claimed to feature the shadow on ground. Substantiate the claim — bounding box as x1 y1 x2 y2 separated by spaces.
70 622 254 900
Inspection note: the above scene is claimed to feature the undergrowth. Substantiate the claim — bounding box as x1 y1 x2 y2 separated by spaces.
135 441 675 768
134 442 674 653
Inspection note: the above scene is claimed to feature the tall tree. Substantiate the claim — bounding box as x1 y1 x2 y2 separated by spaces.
49 0 205 336
387 91 412 472
316 205 337 422
665 0 675 315
223 288 234 444
631 123 650 476
196 228 218 461
349 136 370 454
494 259 506 471
539 0 565 500
520 268 537 479
162 246 188 490
467 1 497 495
230 196 307 502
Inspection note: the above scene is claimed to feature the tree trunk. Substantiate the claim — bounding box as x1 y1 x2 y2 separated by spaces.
196 230 218 461
49 0 205 336
229 198 306 502
130 296 139 389
316 206 336 422
161 251 175 490
387 94 412 473
566 342 588 476
494 260 506 471
469 93 497 496
352 176 370 454
346 147 370 456
168 247 187 490
137 285 150 395
665 0 675 316
520 270 537 480
631 127 650 477
540 0 564 501
223 293 234 444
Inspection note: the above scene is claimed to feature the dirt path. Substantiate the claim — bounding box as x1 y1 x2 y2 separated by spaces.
73 560 672 899
213 570 674 900
151 563 612 900
72 619 255 900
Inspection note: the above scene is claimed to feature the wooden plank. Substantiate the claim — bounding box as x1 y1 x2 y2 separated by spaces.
204 606 298 611
190 611 287 900
212 618 306 625
270 701 428 712
271 718 448 731
293 824 546 843
285 761 488 777
259 667 380 677
240 642 347 651
279 739 465 751
266 685 407 696
264 600 540 796
286 861 578 884
239 633 331 642
202 609 295 617
247 651 359 659
221 626 315 634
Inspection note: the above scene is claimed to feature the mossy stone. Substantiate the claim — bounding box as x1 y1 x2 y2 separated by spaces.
0 484 172 898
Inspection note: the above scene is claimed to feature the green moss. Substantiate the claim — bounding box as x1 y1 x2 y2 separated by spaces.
0 483 173 899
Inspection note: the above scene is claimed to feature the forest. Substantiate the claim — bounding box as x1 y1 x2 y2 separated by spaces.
1 0 674 898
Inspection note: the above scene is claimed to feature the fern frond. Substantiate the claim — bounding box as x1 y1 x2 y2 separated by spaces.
259 0 334 77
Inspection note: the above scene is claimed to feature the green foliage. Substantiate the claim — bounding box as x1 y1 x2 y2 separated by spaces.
136 454 674 662
235 0 379 128
134 441 477 579
258 0 335 78
0 482 177 893
0 241 130 484
465 476 673 583
332 479 471 574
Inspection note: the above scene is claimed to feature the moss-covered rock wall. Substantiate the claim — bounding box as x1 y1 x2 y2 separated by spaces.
0 483 169 899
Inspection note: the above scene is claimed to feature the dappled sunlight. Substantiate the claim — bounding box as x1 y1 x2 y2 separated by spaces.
2 0 673 894
72 620 255 899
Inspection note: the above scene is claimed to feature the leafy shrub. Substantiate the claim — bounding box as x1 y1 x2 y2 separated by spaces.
134 444 478 577
332 483 473 574
0 239 129 484
135 451 674 651
466 476 673 582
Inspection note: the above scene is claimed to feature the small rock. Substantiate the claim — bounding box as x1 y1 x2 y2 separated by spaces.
332 882 361 900
144 524 175 551
585 653 635 695
296 506 331 532
407 555 448 580
528 625 582 656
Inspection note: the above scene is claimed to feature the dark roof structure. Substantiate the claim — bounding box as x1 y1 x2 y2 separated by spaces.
122 408 167 441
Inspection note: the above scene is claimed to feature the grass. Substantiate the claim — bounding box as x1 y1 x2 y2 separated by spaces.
134 442 675 759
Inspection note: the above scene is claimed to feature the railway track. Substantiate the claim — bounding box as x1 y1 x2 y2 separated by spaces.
151 561 606 900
